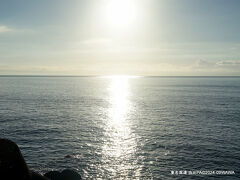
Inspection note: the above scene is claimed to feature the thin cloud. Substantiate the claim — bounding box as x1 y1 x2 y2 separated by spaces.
216 60 240 66
0 25 35 35
194 60 215 69
194 59 240 69
0 25 13 33
81 38 112 45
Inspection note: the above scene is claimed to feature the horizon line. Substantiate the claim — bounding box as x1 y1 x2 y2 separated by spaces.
0 75 240 78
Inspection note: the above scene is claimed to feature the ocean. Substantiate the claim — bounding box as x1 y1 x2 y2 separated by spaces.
0 76 239 179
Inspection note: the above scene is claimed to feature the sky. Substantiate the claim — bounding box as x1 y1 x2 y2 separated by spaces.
0 0 240 76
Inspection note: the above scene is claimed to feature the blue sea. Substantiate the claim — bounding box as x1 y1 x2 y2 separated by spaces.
0 76 240 179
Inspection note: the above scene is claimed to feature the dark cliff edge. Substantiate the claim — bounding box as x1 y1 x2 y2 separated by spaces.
0 139 82 180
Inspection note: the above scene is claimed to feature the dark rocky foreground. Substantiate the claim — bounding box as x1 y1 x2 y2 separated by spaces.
0 139 82 180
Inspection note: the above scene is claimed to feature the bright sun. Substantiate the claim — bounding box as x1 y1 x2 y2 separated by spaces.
104 0 137 28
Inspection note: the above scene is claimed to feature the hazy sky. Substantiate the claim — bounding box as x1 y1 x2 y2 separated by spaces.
0 0 240 76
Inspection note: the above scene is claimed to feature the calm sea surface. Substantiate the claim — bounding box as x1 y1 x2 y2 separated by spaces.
0 76 240 179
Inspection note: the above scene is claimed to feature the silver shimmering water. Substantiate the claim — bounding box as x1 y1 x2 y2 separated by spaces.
0 77 240 179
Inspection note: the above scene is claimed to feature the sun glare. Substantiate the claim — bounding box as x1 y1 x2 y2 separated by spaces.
104 0 137 28
101 75 139 176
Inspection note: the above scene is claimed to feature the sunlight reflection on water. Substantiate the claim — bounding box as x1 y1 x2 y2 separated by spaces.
101 76 140 178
